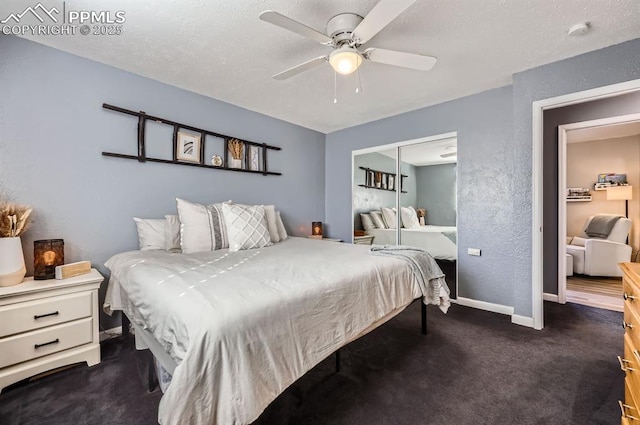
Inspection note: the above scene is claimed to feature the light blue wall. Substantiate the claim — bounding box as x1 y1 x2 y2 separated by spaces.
415 163 456 226
327 37 640 318
326 86 515 307
0 36 325 327
511 37 640 316
352 152 416 230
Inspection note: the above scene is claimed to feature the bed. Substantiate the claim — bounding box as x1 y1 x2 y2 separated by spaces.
366 225 457 261
104 237 450 425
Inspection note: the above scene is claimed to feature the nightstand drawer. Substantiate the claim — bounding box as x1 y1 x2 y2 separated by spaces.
0 291 92 337
0 317 93 368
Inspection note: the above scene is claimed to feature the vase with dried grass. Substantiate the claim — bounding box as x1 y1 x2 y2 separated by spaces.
0 202 32 286
228 139 244 169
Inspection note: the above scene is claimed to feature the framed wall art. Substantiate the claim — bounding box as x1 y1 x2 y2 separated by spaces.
176 132 201 163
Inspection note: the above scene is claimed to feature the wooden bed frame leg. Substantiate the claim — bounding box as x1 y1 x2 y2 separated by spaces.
421 302 427 335
335 350 341 373
147 350 158 392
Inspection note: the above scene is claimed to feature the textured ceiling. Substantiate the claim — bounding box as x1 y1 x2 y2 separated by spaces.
4 0 640 133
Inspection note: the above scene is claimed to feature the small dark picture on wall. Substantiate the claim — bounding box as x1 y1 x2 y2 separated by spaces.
176 132 201 163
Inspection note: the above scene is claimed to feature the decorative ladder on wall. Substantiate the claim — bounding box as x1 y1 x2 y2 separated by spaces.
101 103 282 176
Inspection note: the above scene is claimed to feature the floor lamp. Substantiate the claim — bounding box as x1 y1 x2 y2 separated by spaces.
607 185 633 245
607 185 633 218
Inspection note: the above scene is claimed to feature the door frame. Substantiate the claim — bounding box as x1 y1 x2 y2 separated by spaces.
557 112 640 303
532 78 640 330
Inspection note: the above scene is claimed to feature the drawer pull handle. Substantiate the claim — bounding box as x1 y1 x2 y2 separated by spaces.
34 338 59 349
619 400 640 420
624 321 634 330
625 292 636 301
34 311 59 320
618 356 636 372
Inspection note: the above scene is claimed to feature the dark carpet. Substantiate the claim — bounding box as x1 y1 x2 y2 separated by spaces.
0 301 623 425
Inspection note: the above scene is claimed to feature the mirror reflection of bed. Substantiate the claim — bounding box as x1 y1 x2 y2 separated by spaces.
352 136 457 299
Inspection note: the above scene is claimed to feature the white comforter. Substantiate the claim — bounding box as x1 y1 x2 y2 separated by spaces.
104 237 449 425
366 226 457 261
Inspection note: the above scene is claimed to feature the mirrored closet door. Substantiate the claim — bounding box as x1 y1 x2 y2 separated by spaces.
352 135 458 298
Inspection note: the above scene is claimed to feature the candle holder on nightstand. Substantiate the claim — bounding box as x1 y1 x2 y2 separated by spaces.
34 239 64 280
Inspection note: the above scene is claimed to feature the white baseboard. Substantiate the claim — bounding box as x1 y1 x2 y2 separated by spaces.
543 293 559 302
456 297 536 329
511 314 535 328
456 297 514 316
99 326 122 342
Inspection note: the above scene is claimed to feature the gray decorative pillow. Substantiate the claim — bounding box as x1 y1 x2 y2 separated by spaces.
370 211 387 229
176 198 229 254
360 213 376 230
222 204 273 251
381 207 397 229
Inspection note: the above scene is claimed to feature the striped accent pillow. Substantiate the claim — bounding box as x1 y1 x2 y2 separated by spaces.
176 198 229 253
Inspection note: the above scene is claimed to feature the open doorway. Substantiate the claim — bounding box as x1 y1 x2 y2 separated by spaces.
533 80 640 330
558 114 640 311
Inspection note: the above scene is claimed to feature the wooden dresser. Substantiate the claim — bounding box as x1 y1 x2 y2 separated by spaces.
619 263 640 424
0 269 103 393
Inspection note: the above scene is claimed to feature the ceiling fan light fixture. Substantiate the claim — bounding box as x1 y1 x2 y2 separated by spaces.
440 151 457 158
329 46 363 75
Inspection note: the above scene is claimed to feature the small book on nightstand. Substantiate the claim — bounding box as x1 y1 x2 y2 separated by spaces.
55 261 91 279
308 235 323 240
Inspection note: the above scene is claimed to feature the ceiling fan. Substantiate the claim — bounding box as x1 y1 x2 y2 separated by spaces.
259 0 437 80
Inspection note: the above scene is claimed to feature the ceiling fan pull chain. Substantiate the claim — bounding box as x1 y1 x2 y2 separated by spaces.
356 66 363 94
333 71 338 104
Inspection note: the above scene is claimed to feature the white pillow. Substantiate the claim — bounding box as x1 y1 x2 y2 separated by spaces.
381 207 397 229
164 215 181 251
401 207 421 229
370 211 387 229
176 198 229 254
262 205 280 243
222 203 273 251
133 218 166 251
360 213 376 230
276 211 288 240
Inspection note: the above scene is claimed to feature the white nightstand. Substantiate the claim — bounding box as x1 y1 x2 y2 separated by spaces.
0 269 103 393
354 235 375 245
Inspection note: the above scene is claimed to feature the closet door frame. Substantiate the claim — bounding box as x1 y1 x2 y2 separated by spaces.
351 131 458 244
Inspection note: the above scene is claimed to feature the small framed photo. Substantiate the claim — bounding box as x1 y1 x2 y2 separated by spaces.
388 174 395 191
176 132 201 163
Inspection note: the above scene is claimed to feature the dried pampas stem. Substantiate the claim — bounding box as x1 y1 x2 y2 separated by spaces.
228 139 244 160
0 202 33 238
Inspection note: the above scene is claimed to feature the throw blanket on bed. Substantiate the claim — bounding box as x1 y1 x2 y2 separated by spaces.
442 230 457 244
370 244 450 313
585 214 621 238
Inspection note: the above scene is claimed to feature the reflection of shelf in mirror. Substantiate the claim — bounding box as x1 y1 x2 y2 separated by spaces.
358 184 407 193
358 166 407 192
567 196 592 202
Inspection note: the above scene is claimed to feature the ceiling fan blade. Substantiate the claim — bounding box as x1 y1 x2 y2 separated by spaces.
272 56 328 80
352 0 416 44
365 48 437 71
260 10 333 45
